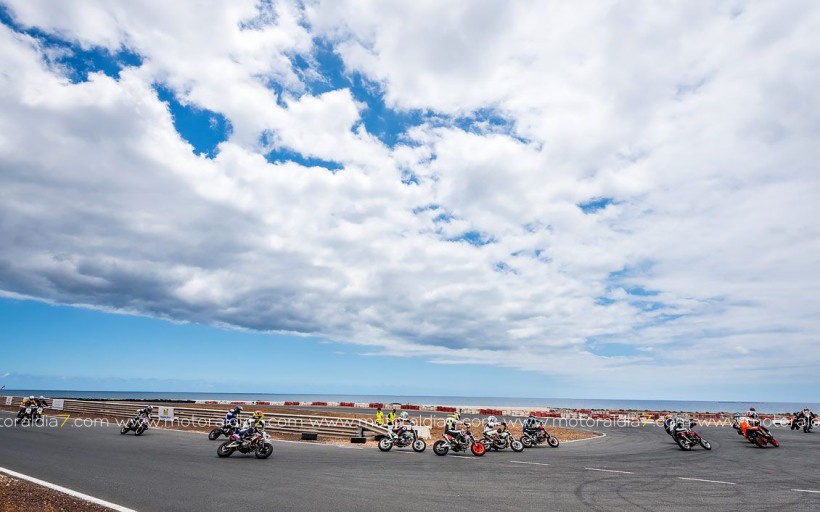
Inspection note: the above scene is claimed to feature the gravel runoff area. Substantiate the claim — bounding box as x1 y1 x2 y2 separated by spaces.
0 473 110 512
0 404 599 445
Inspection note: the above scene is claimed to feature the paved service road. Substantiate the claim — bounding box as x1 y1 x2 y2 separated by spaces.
1 412 818 511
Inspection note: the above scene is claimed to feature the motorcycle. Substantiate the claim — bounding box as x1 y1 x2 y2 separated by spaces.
520 424 560 448
664 419 711 451
433 426 485 456
377 424 426 452
15 405 34 425
217 431 273 459
743 424 779 448
481 427 524 452
790 413 815 433
209 422 239 441
120 413 149 436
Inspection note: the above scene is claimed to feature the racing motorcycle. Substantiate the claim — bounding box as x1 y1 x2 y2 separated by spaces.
120 412 149 436
732 416 779 448
481 426 524 452
209 422 239 441
217 431 273 459
377 424 426 452
664 419 711 451
790 411 815 433
520 424 560 448
433 426 485 456
16 404 44 426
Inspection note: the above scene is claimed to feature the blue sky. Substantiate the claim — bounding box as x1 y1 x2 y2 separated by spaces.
0 297 557 397
1 1 819 401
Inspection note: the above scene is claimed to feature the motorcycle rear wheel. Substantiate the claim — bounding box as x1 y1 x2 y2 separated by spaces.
432 440 449 456
208 428 223 441
135 425 146 436
520 436 533 448
120 426 129 435
217 442 235 457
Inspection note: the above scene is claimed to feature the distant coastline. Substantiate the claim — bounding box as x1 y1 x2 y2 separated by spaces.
3 389 817 414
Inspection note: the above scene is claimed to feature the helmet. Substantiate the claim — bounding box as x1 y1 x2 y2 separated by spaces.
39 396 45 400
487 415 497 424
29 396 35 399
749 407 756 412
451 412 460 420
399 411 409 420
147 406 153 412
234 406 243 412
253 410 264 419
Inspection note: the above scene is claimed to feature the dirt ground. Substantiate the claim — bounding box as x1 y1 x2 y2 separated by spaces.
0 473 110 512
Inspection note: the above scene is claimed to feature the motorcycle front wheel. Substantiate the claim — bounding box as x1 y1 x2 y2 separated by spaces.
471 442 486 456
378 438 393 452
699 439 712 450
547 436 560 448
255 442 273 459
432 440 449 456
511 439 525 452
217 442 236 458
412 439 426 452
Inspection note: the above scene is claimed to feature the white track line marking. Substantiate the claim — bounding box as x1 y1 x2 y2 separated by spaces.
678 477 736 485
509 461 550 466
562 432 607 443
585 467 634 474
0 467 136 512
792 489 820 494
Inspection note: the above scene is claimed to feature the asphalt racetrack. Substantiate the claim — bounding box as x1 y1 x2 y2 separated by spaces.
1 411 818 511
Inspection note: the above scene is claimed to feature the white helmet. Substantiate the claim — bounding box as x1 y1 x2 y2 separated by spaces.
39 396 45 400
29 396 35 399
487 415 497 424
399 411 409 420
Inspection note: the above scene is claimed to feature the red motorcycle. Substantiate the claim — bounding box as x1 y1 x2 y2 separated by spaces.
433 426 485 456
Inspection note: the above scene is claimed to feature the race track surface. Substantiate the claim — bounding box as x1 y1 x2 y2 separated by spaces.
1 412 818 511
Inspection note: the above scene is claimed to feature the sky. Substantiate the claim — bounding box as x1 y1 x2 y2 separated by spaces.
0 1 819 401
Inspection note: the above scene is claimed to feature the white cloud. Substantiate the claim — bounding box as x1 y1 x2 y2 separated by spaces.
1 0 819 397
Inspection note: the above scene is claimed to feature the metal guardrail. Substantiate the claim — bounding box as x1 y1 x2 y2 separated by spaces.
2 397 391 439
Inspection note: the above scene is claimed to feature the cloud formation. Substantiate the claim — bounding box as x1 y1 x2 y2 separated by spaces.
1 0 819 396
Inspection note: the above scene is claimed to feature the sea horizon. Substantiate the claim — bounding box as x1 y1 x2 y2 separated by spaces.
3 389 817 414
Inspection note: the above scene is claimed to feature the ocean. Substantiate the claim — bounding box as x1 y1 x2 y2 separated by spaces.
3 390 817 414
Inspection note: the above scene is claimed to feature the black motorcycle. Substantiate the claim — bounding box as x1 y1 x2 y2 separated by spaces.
520 424 560 448
481 427 524 452
209 421 239 441
120 413 149 436
790 412 815 433
664 419 711 451
377 424 426 452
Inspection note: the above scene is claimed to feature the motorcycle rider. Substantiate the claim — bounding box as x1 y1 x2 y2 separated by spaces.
237 410 266 443
483 415 501 441
445 413 466 447
138 405 153 421
523 415 544 439
224 406 242 428
18 396 36 416
394 411 415 440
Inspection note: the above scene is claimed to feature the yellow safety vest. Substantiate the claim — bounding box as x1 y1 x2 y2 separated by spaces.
387 411 396 423
375 410 384 425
